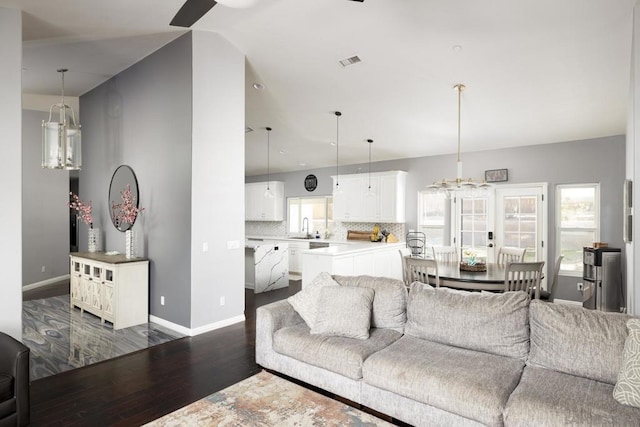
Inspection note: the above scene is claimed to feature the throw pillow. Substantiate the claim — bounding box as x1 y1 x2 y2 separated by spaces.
287 272 340 328
311 286 375 339
614 319 640 408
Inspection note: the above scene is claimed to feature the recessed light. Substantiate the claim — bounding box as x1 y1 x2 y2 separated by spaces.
252 83 265 90
452 45 462 52
339 55 361 67
299 162 307 167
279 149 285 154
330 142 336 146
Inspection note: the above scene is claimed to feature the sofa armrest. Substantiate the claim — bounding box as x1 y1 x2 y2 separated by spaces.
256 300 304 367
0 332 30 426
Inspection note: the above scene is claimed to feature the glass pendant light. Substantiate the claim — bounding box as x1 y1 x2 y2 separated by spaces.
264 127 274 198
365 139 375 197
42 69 82 170
333 111 343 195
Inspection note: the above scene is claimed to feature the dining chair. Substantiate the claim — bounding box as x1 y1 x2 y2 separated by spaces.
504 261 545 299
541 255 563 302
432 246 458 263
405 256 440 288
406 231 426 257
398 248 412 286
496 246 527 265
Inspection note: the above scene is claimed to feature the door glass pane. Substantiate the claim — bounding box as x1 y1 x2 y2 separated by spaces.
500 195 538 260
459 196 488 259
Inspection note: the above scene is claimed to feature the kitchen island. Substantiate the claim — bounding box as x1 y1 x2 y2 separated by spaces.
245 241 289 293
301 241 405 287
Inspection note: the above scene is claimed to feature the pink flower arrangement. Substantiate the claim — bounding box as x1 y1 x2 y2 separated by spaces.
112 184 144 227
68 192 93 228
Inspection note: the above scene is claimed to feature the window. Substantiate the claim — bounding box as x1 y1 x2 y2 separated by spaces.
417 191 447 246
288 197 333 236
458 196 489 260
556 184 600 275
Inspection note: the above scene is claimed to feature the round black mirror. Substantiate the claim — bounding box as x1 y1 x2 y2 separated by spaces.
108 165 139 232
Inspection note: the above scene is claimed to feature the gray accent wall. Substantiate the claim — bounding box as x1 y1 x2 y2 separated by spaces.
248 135 625 304
81 33 194 328
0 8 23 340
22 110 70 286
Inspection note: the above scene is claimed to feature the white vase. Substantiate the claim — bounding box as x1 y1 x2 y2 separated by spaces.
125 229 136 259
88 228 99 253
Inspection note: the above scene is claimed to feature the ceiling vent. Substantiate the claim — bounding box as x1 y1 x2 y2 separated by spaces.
339 55 362 68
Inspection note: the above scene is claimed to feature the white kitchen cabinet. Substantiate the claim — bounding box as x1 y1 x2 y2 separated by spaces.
288 241 309 273
70 253 149 330
332 171 407 223
245 181 284 221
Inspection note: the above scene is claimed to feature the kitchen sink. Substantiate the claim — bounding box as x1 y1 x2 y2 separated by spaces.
309 241 330 249
290 236 314 240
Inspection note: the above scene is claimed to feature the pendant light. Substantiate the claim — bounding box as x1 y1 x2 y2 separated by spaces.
42 69 82 170
365 139 375 197
264 127 274 198
427 83 489 197
333 111 343 195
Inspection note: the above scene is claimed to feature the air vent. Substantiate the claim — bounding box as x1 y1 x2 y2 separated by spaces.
339 55 362 67
245 127 254 133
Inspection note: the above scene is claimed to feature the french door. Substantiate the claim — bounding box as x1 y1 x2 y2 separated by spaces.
451 184 548 283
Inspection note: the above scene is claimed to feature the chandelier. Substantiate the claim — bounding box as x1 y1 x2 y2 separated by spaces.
428 84 489 197
42 69 82 170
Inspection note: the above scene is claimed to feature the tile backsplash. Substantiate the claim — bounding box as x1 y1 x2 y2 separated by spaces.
246 220 405 241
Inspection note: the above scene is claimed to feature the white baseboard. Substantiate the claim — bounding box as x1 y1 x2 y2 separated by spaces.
553 298 583 306
23 274 70 291
149 314 246 337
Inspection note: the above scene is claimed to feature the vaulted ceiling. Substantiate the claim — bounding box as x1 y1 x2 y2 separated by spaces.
2 0 635 175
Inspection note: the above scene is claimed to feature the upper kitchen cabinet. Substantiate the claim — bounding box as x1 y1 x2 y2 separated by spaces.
332 171 407 223
245 181 284 221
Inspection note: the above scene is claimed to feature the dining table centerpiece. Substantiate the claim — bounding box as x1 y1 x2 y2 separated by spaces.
460 248 487 272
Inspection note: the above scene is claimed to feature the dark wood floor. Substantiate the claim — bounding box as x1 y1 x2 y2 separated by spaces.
28 282 301 426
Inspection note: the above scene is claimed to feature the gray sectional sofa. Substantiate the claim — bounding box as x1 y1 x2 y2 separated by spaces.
255 273 640 426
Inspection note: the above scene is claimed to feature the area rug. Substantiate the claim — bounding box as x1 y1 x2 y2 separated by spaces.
145 370 393 426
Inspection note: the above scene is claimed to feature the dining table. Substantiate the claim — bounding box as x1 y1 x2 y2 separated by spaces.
428 261 508 291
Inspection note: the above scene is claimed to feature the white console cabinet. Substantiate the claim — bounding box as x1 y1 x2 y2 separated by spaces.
70 252 149 330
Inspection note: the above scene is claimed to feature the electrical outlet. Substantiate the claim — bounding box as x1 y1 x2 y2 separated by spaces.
220 296 225 306
41 266 46 273
577 282 584 291
161 296 165 306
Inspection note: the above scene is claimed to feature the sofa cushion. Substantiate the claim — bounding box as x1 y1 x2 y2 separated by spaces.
504 366 640 425
362 335 525 427
614 318 640 408
0 374 12 401
528 300 631 385
273 324 401 380
311 286 374 339
333 275 407 332
404 284 530 360
287 272 339 328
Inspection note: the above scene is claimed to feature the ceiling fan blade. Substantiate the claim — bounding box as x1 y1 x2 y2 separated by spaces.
170 0 218 27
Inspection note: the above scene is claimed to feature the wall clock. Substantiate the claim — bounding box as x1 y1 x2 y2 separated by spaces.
304 174 318 192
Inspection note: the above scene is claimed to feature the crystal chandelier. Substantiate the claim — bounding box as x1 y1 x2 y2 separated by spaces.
428 84 489 197
42 69 82 170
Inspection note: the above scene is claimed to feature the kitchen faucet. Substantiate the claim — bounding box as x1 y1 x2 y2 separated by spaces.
302 217 311 238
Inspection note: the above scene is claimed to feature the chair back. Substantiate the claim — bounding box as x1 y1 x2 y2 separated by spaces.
497 246 526 265
547 255 564 302
504 261 545 299
406 231 426 257
432 246 458 263
405 256 440 287
398 248 412 285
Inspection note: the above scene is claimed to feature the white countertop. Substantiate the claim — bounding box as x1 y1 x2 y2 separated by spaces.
301 241 405 256
246 235 340 244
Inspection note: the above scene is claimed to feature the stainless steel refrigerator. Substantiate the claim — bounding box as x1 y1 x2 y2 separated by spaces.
582 247 623 312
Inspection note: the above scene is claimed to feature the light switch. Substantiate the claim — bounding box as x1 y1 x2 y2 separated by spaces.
202 242 209 252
